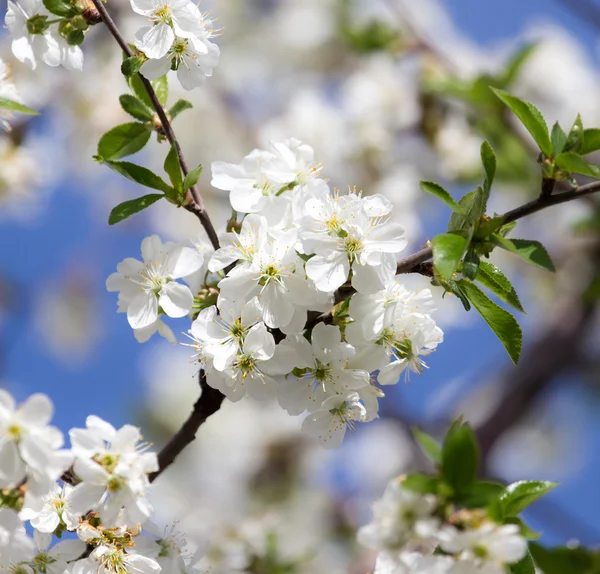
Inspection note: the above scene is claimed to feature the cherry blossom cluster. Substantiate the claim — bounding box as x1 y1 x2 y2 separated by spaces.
131 0 220 90
0 390 199 574
358 478 527 574
107 138 444 448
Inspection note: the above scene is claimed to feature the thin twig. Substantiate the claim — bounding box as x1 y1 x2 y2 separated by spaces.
90 0 220 251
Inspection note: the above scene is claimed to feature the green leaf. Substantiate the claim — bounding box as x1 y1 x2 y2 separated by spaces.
128 74 153 110
510 552 536 574
153 75 168 106
119 95 153 122
100 160 173 194
499 480 558 517
412 428 441 465
491 236 555 271
168 99 193 120
0 98 39 116
108 194 164 225
43 0 78 17
564 114 584 153
529 544 594 574
462 249 480 280
121 56 143 77
555 151 600 179
97 123 151 161
419 181 463 213
441 420 479 496
505 517 541 540
476 261 525 312
580 128 600 155
447 280 471 311
491 88 552 156
460 480 504 508
183 164 203 190
65 29 84 46
402 474 439 495
502 43 537 86
448 187 486 235
551 122 568 155
432 233 467 280
480 141 496 198
164 143 183 190
458 280 523 364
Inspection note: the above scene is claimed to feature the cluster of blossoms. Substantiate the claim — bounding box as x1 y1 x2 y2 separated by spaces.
0 58 22 131
358 478 528 574
131 0 220 90
0 390 205 574
107 138 444 448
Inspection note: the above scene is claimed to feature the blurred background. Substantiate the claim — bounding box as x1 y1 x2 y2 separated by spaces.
1 0 599 571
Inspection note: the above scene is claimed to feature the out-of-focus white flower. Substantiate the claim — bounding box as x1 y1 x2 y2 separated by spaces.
31 530 86 574
374 551 454 574
0 58 22 131
0 508 35 567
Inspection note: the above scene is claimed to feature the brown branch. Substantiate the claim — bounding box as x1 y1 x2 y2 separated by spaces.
149 371 224 482
90 0 220 251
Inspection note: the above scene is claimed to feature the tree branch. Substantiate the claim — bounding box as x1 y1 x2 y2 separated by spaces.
90 0 220 251
149 371 224 482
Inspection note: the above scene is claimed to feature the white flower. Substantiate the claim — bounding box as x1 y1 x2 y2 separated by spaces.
208 214 268 273
68 416 158 526
300 189 406 294
140 35 220 91
31 530 86 574
218 228 318 330
72 544 161 574
274 323 370 415
5 0 83 70
106 234 204 331
358 479 439 553
0 391 72 492
0 509 35 567
374 552 454 574
301 391 367 448
207 322 281 402
0 59 21 131
133 317 177 345
20 482 79 533
438 523 527 572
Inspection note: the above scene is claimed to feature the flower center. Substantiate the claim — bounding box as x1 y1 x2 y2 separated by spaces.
152 4 172 24
236 354 256 379
107 474 125 493
7 424 22 440
344 236 363 261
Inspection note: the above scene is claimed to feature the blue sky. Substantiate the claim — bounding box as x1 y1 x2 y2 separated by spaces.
1 0 599 547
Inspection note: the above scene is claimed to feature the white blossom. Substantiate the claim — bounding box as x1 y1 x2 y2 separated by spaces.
0 59 21 131
20 482 79 533
30 530 86 574
0 509 35 568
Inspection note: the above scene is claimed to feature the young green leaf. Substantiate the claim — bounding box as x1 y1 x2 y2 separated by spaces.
505 517 541 540
168 99 193 120
555 151 600 179
412 428 441 465
502 43 537 86
458 280 523 364
529 544 594 574
183 164 203 190
476 261 525 312
420 181 463 213
121 56 143 77
461 249 480 280
564 114 584 153
0 98 39 116
448 187 486 235
108 194 164 225
491 236 555 271
100 160 173 194
510 552 536 574
459 481 504 508
119 95 153 122
128 73 153 110
491 88 552 156
499 480 558 517
153 75 168 106
579 128 600 155
447 280 471 311
441 420 479 495
401 474 439 495
432 233 467 280
480 141 496 198
550 122 568 155
43 0 78 17
97 123 151 161
164 143 183 191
